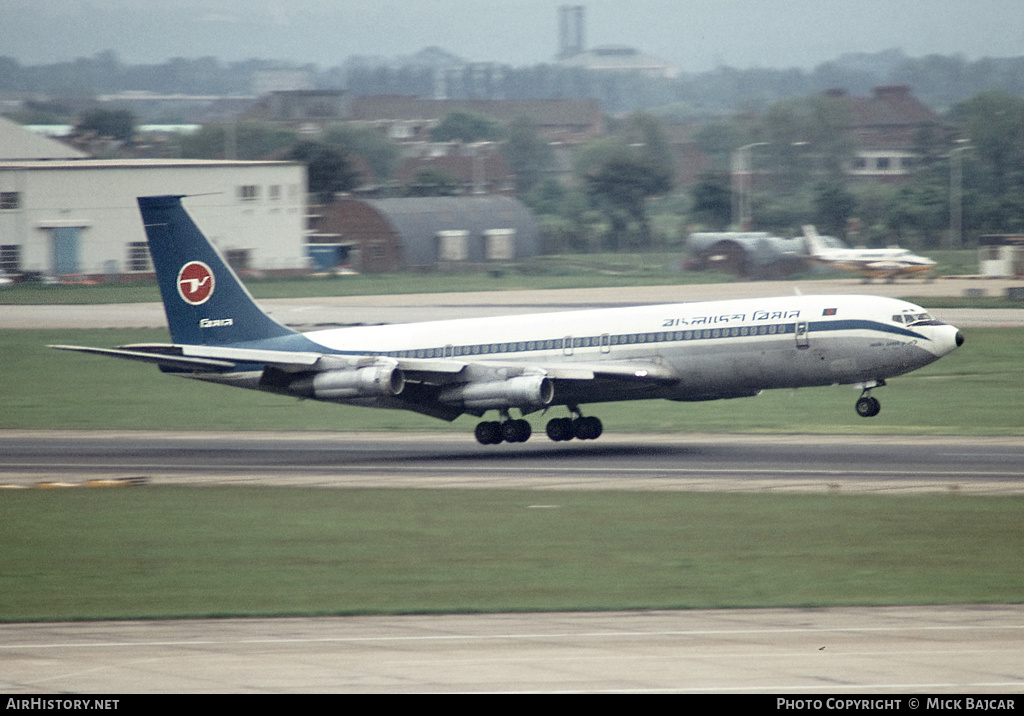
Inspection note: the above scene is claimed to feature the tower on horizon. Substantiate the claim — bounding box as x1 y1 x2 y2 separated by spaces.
558 5 585 60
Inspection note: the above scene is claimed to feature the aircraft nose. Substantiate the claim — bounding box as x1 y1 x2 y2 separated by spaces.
934 325 963 356
918 323 962 357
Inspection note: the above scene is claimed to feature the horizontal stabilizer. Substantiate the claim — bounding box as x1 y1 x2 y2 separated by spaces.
49 344 235 372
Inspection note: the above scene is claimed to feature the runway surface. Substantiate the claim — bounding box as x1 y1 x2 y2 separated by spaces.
2 431 1024 493
3 606 1023 693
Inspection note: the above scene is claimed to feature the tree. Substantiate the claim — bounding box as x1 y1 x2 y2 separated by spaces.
618 112 676 187
692 120 746 169
813 180 857 238
287 141 360 203
524 177 566 216
849 182 899 245
402 166 462 197
912 120 952 173
585 152 673 250
180 121 298 160
950 91 1024 196
885 179 948 247
689 171 733 230
574 112 675 250
756 95 858 192
430 111 504 143
501 115 553 194
321 124 401 182
76 108 135 141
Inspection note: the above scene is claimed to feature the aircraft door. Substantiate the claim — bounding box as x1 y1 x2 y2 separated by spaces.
795 321 810 349
52 226 82 276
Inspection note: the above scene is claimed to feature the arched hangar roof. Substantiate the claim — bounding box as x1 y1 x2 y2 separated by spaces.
364 196 540 266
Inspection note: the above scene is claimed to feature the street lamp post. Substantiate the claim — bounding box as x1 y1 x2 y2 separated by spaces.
731 143 768 230
949 140 971 248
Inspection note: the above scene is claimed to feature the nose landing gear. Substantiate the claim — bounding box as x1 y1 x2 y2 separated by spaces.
855 395 881 417
855 381 884 418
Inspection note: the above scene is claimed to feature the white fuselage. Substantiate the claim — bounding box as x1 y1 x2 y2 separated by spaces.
293 293 960 407
808 248 936 278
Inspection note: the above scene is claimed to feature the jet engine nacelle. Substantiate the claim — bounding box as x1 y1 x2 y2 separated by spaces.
301 363 405 400
438 375 554 411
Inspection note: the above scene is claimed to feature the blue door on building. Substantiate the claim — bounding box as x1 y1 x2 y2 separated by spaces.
52 227 81 275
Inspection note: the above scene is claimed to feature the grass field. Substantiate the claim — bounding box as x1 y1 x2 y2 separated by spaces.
2 487 1022 622
1 326 1020 435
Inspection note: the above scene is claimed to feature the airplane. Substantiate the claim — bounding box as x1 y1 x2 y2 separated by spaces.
51 195 964 444
802 225 937 282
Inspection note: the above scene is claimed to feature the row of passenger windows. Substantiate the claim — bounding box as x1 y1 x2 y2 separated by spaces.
382 322 797 360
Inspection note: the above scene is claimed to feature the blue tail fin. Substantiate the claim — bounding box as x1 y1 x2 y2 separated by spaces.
138 195 297 346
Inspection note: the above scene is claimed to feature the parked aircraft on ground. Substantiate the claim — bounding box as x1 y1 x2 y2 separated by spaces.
52 196 963 444
802 225 937 282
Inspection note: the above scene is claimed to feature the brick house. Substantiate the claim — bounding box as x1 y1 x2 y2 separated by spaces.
829 85 942 183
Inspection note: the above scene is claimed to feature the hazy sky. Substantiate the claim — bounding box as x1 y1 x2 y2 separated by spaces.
4 0 1023 71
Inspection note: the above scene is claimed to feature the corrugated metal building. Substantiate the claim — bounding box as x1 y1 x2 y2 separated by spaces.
687 231 810 278
312 196 540 273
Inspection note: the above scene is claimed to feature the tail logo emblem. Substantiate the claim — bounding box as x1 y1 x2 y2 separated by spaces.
177 261 215 305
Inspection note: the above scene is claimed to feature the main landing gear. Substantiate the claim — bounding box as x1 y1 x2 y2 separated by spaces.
473 406 603 445
545 414 603 442
474 418 531 445
855 381 884 418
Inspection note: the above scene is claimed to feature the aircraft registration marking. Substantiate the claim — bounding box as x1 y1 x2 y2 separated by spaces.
662 309 801 328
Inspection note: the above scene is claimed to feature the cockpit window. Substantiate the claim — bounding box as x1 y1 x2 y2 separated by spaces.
896 312 937 326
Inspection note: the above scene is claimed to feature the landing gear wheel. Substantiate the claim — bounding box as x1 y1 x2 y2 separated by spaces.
855 396 881 418
475 421 503 445
547 410 603 441
572 416 603 440
502 419 532 443
546 417 573 442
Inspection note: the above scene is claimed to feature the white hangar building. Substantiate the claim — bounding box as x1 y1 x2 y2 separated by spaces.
0 117 307 279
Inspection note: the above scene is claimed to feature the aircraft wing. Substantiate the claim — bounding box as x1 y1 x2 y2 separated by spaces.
536 360 681 408
53 342 674 378
50 342 679 401
51 342 470 378
541 361 679 383
398 357 679 420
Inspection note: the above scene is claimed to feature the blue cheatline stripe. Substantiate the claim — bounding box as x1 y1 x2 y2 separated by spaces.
231 318 929 367
808 319 929 340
